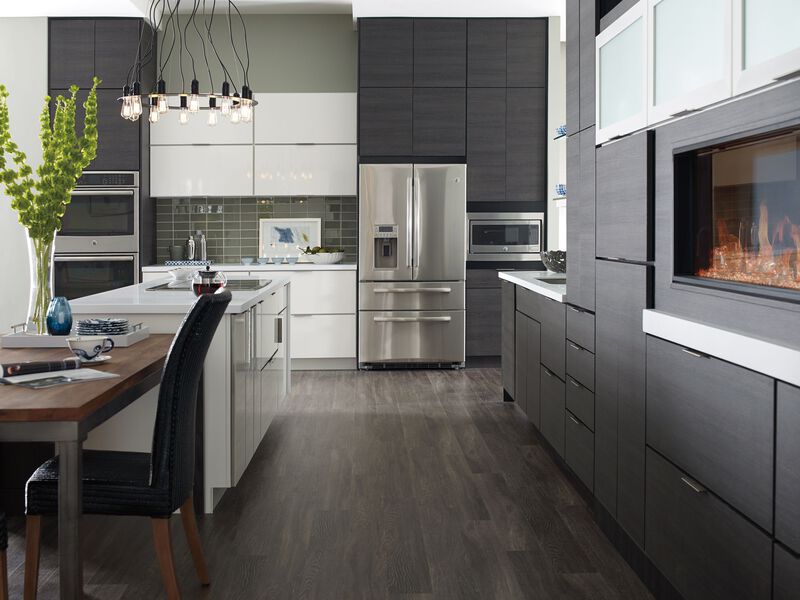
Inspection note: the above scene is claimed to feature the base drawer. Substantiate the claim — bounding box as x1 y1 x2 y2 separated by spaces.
540 365 565 457
359 310 465 365
566 340 594 391
645 448 772 600
566 411 593 490
566 305 594 352
566 376 594 430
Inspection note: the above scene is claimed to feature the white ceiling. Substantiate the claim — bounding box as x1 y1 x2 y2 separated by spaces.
0 0 566 37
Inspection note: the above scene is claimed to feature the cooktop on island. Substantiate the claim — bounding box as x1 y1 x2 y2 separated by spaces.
147 279 272 292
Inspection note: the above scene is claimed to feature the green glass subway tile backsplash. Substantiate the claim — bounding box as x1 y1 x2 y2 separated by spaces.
155 196 358 264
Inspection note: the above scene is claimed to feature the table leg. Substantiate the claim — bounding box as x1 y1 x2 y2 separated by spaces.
56 440 83 599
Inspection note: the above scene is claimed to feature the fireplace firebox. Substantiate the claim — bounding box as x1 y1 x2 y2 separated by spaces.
674 127 800 302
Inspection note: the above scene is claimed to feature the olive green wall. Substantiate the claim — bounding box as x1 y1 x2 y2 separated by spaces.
160 14 357 93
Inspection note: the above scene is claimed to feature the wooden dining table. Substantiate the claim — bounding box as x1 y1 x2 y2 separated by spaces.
0 334 173 600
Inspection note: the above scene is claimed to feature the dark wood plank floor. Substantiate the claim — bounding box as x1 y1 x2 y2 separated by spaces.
4 368 652 599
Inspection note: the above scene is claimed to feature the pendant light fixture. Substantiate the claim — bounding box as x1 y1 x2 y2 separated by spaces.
119 0 256 126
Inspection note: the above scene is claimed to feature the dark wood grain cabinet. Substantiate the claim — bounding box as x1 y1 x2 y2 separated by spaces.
501 281 515 395
565 340 594 391
413 19 466 87
539 296 566 380
49 19 95 89
645 448 773 600
565 128 596 311
595 260 650 547
412 88 466 156
515 312 529 416
565 0 580 135
359 88 413 157
578 0 596 132
515 312 541 424
775 382 800 552
566 376 594 431
646 335 774 531
467 19 507 87
566 411 594 490
774 543 800 600
467 88 506 202
506 19 548 87
359 18 413 87
595 131 653 262
466 270 501 358
94 20 141 88
506 88 546 202
540 365 565 457
566 305 594 352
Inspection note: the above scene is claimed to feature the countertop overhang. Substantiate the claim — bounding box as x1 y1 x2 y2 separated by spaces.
498 270 567 302
70 276 290 315
642 309 800 388
143 263 356 272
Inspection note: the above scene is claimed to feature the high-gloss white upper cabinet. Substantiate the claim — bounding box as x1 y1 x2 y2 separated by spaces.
596 3 648 144
151 145 253 197
733 0 800 93
253 93 356 144
647 0 731 124
149 111 253 145
254 145 357 196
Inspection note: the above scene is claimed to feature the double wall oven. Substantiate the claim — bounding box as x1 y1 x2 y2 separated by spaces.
54 172 140 300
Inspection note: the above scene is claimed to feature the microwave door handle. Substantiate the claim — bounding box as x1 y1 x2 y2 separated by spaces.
406 176 413 269
54 255 135 262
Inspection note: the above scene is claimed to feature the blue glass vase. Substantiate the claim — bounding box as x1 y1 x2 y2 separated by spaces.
46 296 73 336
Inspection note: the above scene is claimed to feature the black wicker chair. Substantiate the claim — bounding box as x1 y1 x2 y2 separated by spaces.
24 290 231 600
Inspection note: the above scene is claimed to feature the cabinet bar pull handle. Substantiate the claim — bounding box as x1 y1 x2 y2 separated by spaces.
567 306 582 313
680 476 706 494
274 317 283 344
568 341 582 351
374 316 452 323
569 378 582 388
374 287 452 293
568 414 581 426
681 348 705 359
543 367 554 378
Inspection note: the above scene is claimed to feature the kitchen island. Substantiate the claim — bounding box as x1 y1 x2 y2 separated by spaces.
70 275 291 512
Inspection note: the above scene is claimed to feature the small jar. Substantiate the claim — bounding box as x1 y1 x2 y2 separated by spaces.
191 266 227 296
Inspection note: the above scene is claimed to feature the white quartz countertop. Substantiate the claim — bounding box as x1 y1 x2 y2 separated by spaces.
498 271 567 302
643 309 800 388
143 263 356 272
70 276 289 315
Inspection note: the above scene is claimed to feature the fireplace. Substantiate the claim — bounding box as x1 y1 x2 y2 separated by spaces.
674 127 800 302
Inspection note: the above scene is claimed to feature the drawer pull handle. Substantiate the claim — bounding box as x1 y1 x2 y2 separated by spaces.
680 476 707 494
567 306 582 314
681 348 706 359
374 316 452 323
568 341 583 351
568 414 581 426
543 367 554 378
374 287 452 294
569 378 582 388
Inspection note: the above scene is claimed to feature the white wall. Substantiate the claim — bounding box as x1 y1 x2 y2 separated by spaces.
0 18 47 333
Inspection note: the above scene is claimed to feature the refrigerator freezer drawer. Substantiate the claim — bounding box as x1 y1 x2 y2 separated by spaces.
359 310 465 366
359 281 465 311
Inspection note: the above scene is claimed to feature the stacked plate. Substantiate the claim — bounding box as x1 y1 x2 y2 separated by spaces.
76 318 130 336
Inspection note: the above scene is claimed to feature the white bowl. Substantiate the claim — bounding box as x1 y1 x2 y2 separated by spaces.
168 267 194 281
307 252 344 265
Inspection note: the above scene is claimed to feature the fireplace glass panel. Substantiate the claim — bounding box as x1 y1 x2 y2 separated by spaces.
679 129 800 296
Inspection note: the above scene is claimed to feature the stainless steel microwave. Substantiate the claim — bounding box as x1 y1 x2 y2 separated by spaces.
468 212 544 261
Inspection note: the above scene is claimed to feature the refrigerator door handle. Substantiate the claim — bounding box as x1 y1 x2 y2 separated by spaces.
373 316 452 323
373 287 452 294
406 176 413 269
413 174 421 271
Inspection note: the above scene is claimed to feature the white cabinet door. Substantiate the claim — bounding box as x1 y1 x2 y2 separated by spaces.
291 314 356 359
254 145 356 196
151 145 253 197
289 271 356 315
253 93 356 144
149 113 253 145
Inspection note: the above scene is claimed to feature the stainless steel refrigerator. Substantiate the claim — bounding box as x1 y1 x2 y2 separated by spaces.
358 163 467 368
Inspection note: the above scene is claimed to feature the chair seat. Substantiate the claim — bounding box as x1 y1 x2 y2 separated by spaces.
26 450 172 517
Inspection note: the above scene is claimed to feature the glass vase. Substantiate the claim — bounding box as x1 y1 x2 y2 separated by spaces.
46 296 73 336
26 230 56 335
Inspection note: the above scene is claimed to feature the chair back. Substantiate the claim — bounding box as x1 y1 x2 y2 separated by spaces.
149 290 231 509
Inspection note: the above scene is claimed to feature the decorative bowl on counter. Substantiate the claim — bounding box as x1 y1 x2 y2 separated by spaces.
308 252 345 265
168 267 194 281
541 250 566 273
241 257 254 265
256 257 270 265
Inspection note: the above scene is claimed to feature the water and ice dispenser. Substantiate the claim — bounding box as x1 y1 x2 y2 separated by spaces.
373 224 398 269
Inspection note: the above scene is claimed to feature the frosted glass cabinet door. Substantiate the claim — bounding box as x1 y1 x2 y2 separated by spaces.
733 0 800 93
648 0 731 123
596 3 647 144
150 146 254 197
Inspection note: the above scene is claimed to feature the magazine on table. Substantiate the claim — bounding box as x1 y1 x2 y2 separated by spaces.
0 367 118 389
0 357 82 378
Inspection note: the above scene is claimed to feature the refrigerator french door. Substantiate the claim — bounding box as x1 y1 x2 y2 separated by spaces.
359 163 467 368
